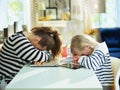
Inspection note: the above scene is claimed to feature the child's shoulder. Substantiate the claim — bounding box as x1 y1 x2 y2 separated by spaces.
94 42 109 55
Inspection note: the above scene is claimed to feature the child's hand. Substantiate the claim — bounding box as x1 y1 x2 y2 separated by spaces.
72 55 80 69
73 55 79 63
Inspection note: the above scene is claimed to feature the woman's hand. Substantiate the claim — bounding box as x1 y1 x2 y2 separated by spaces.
34 61 47 66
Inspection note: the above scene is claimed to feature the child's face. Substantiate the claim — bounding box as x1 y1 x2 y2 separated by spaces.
73 44 93 57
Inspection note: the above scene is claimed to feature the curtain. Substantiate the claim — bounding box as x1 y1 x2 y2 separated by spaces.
0 0 8 31
0 0 24 31
116 0 120 27
92 0 120 28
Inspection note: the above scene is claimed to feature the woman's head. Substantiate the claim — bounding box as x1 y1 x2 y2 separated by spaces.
31 26 62 59
70 34 99 56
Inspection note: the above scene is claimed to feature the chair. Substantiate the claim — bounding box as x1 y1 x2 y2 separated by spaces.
110 57 120 90
98 28 120 58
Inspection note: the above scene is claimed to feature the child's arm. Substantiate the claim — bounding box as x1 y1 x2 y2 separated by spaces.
77 49 112 71
78 55 100 70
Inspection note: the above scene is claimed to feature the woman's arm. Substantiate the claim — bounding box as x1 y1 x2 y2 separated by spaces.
12 36 50 62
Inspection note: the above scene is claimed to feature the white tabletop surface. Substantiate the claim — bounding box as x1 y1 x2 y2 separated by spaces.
6 65 102 90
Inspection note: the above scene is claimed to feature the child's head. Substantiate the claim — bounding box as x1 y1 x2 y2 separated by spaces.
31 26 62 59
70 34 99 56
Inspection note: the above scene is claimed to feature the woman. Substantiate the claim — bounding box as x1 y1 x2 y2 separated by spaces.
0 26 62 90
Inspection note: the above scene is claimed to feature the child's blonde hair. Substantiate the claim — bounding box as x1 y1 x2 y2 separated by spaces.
70 34 99 54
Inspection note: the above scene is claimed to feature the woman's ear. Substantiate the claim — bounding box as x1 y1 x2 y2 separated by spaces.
41 46 47 50
34 36 41 43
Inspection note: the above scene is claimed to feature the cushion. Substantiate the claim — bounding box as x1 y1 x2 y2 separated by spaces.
109 48 120 52
109 52 120 58
100 28 120 47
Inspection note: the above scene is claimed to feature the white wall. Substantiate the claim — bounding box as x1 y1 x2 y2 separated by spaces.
27 0 85 45
57 0 85 45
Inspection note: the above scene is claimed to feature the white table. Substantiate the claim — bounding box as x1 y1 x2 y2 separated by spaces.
6 65 102 90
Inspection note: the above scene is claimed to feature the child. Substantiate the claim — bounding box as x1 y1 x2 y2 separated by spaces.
70 34 115 90
0 26 62 90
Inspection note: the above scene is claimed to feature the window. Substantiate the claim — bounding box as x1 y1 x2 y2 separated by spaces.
0 0 24 31
92 0 120 28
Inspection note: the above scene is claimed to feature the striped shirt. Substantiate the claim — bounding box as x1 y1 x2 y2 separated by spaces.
78 42 114 86
0 31 50 83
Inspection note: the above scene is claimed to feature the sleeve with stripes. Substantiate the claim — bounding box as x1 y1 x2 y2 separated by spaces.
13 37 50 62
78 52 105 71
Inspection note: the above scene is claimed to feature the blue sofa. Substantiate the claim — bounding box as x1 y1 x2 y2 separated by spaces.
98 27 120 58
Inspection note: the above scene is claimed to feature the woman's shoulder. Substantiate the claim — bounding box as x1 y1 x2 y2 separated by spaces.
10 31 26 39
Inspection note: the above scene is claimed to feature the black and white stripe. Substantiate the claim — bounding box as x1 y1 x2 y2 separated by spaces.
78 42 114 86
0 31 50 82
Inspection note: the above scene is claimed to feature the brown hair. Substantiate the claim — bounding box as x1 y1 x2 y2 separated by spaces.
31 26 62 59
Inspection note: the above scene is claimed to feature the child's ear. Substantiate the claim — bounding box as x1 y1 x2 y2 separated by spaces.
83 44 88 48
83 44 90 48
